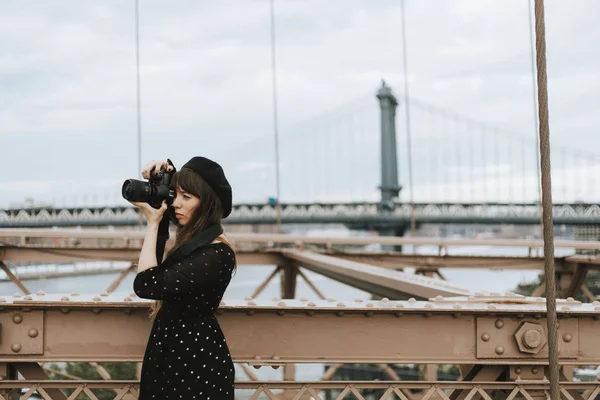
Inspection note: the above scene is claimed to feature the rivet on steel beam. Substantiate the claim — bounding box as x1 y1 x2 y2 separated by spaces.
515 367 522 375
11 344 21 353
71 292 80 296
93 296 102 302
60 308 70 314
566 297 574 302
336 311 344 317
488 305 497 310
475 292 484 296
452 304 462 309
36 291 45 296
13 293 21 298
307 302 316 307
244 296 253 301
366 303 374 308
395 303 404 308
123 309 133 315
61 296 70 302
495 319 504 329
380 298 390 303
12 314 23 324
100 292 109 297
124 297 133 302
248 301 256 306
481 333 490 342
424 303 433 309
23 295 32 301
355 298 363 303
408 298 416 303
395 312 404 317
562 333 572 343
435 296 443 301
28 328 38 338
336 302 345 307
277 301 286 307
495 346 505 355
531 368 539 374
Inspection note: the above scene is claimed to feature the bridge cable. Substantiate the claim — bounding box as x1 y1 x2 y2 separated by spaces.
400 0 416 235
134 0 143 228
528 0 544 235
533 1 560 398
269 0 282 232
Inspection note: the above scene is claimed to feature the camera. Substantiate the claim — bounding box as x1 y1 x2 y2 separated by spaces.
122 163 175 209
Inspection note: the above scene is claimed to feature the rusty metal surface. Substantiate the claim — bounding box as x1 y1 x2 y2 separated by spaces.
282 249 472 299
0 293 597 364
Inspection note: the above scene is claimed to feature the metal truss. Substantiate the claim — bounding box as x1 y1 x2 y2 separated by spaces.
2 202 600 227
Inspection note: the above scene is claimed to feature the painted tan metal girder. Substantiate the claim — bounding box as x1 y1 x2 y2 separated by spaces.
281 249 472 299
0 292 597 365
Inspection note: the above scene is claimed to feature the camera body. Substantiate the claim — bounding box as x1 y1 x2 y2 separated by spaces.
122 165 175 209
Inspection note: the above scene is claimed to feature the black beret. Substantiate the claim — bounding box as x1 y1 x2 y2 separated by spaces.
181 156 232 218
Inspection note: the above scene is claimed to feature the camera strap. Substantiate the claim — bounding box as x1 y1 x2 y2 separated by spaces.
155 213 171 265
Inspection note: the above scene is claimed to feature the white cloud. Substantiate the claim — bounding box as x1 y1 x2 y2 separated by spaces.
1 0 599 207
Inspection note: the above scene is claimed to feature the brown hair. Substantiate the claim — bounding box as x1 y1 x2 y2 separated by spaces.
148 167 236 322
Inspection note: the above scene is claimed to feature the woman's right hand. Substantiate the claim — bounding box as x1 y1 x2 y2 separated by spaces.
141 160 175 179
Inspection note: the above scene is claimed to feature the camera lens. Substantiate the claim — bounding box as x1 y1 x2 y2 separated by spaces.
122 179 154 202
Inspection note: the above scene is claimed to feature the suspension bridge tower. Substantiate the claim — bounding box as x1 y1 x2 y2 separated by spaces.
376 81 405 242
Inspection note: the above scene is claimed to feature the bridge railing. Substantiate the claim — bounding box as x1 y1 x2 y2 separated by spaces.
0 293 599 399
3 228 600 255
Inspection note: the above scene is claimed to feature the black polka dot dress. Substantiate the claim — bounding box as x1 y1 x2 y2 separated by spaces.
133 242 236 399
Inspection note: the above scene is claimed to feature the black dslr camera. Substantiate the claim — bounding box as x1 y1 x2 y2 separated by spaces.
121 160 176 209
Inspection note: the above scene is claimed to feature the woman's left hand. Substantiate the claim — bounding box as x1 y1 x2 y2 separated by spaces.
129 201 168 227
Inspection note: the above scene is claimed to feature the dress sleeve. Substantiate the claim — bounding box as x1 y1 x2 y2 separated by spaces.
133 245 234 300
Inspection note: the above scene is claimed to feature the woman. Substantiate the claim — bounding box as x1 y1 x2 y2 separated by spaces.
131 156 236 399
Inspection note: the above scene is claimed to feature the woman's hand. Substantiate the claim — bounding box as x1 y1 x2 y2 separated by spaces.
141 160 175 179
129 200 168 227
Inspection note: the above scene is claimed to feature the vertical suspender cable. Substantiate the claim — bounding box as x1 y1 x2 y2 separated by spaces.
528 0 544 237
134 0 143 228
400 0 416 235
533 1 560 398
269 0 282 233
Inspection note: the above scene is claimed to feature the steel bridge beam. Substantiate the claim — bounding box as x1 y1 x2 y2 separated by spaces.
0 293 598 365
282 249 472 299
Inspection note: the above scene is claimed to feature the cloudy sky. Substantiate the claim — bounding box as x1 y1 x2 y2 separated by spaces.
1 0 599 208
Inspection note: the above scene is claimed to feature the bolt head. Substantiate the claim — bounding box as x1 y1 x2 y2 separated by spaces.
514 322 547 355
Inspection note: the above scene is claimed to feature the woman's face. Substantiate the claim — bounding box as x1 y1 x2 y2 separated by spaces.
172 186 200 226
